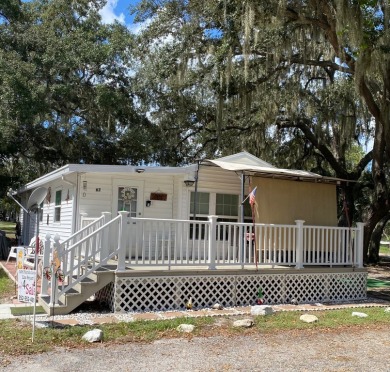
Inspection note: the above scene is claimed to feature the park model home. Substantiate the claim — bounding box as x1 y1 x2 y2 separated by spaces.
15 152 367 315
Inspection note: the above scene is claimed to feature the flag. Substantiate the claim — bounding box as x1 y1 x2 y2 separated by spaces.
249 186 257 206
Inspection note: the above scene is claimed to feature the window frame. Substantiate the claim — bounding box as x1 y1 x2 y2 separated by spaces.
54 189 62 222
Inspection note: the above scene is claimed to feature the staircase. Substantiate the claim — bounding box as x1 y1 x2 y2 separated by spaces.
39 265 115 316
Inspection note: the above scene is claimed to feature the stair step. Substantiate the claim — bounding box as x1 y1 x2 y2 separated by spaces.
72 276 95 283
40 295 64 307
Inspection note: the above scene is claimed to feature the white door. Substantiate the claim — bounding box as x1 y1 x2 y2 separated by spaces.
112 179 144 258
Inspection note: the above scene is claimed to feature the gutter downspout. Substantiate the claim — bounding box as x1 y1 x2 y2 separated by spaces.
62 174 78 234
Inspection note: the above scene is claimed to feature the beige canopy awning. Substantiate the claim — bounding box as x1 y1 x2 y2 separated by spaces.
202 151 343 184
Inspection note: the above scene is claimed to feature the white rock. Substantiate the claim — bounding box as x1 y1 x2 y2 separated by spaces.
250 305 274 316
212 303 223 310
352 312 368 318
82 329 103 343
384 307 390 313
233 319 254 328
300 314 318 323
176 324 195 333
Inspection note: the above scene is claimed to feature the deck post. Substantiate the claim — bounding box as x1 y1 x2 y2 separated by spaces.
356 222 365 268
208 215 218 270
51 234 61 306
295 220 305 269
40 233 52 299
100 212 112 262
117 211 128 272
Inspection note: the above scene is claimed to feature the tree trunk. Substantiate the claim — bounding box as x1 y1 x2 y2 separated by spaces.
368 214 390 263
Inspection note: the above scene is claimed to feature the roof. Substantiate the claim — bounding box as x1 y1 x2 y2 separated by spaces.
202 151 343 183
20 151 343 193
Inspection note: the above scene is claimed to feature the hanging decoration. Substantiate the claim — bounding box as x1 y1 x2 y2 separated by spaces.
121 187 136 204
43 266 52 280
65 189 70 203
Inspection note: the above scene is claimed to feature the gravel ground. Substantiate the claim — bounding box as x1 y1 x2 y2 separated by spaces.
2 326 390 371
2 262 390 371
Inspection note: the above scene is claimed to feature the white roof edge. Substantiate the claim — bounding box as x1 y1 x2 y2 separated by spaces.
20 163 197 193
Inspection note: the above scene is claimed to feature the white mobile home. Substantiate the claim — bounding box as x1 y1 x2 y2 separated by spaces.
14 152 367 315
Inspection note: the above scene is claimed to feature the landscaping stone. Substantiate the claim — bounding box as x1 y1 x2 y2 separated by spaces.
300 314 318 323
250 305 273 316
352 312 368 318
82 329 103 343
176 324 195 333
212 303 223 310
233 319 254 328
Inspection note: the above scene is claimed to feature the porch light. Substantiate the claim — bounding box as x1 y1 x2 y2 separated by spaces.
136 168 145 173
184 179 195 187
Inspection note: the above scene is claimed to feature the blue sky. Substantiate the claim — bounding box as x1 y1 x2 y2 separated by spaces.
99 0 140 28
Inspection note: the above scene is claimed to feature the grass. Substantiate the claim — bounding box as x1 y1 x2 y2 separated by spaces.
380 244 390 256
0 221 16 239
0 307 389 357
0 268 15 303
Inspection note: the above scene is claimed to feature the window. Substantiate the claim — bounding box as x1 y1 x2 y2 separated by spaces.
216 194 239 216
190 192 209 215
190 192 243 240
54 190 62 222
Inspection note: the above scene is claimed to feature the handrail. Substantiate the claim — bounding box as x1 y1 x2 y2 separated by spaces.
61 215 105 247
52 214 121 303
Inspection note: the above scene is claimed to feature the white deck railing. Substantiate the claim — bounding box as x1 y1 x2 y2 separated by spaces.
40 212 364 306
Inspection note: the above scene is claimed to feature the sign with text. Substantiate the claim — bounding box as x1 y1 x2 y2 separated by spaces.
17 269 36 303
16 247 24 270
150 192 167 201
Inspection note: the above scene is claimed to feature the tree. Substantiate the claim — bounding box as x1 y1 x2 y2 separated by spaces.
132 0 389 262
0 0 162 195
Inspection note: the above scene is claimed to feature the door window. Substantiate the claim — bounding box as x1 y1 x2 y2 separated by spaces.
118 187 138 217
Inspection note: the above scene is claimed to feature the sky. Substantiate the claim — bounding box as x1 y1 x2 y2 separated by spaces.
99 0 140 29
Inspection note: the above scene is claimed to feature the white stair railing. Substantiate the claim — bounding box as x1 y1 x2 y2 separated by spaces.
50 213 123 306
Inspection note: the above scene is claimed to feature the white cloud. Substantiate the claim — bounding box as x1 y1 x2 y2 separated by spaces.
99 0 125 24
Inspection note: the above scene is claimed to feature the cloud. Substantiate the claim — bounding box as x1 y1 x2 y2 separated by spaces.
99 0 125 24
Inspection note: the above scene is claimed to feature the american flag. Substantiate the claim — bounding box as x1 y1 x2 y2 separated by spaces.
249 186 257 206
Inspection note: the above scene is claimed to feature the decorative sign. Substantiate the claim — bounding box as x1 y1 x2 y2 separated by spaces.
16 247 24 270
17 269 36 303
150 192 167 201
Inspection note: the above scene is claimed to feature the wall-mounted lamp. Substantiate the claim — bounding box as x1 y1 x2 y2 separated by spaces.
136 168 145 174
184 179 195 187
146 200 151 207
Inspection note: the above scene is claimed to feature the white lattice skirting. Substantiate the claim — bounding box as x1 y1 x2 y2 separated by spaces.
96 271 367 313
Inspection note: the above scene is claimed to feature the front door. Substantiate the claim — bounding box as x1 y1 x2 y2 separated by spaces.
113 179 144 258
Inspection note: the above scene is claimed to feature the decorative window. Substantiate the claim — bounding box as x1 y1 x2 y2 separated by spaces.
118 187 137 217
54 190 62 222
